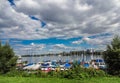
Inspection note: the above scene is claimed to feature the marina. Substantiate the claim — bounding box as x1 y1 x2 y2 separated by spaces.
17 50 106 71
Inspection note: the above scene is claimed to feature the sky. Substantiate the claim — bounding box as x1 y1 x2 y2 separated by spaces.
0 0 120 55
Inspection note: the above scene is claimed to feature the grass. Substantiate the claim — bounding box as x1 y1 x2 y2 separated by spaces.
0 76 120 83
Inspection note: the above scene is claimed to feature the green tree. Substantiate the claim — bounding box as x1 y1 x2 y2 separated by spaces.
0 41 17 74
104 35 120 76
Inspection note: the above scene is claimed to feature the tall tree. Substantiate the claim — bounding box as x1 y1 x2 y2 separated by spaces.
104 35 120 76
0 41 17 74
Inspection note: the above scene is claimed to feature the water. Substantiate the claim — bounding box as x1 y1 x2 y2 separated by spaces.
22 54 103 63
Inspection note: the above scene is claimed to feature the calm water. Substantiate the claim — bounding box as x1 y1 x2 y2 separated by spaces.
22 54 103 63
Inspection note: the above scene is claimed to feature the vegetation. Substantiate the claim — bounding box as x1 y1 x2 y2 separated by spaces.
54 67 107 79
0 41 17 74
4 66 107 80
0 76 120 83
104 35 120 76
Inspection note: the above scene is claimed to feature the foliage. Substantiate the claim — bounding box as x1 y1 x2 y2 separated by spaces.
47 66 107 79
66 67 106 79
4 66 107 79
5 70 30 77
104 35 120 76
0 41 17 74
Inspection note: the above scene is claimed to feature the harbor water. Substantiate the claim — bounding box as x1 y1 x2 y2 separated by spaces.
21 54 103 63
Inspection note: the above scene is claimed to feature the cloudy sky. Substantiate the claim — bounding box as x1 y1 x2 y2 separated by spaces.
0 0 120 55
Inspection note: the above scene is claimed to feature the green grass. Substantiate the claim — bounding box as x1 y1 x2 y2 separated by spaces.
0 76 120 83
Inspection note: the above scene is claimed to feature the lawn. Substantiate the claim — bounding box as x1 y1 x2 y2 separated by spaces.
0 76 120 83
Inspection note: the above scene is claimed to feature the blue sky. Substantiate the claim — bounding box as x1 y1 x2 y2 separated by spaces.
0 0 120 55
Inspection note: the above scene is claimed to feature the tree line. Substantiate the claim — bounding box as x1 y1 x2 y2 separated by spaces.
22 50 103 57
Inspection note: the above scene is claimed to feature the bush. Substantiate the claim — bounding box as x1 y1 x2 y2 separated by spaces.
57 66 107 79
3 65 107 79
5 70 30 77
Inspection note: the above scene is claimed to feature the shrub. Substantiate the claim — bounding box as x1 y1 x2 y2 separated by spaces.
5 70 29 77
4 65 107 79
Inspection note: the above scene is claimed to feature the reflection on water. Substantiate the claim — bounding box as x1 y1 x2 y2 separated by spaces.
22 54 103 63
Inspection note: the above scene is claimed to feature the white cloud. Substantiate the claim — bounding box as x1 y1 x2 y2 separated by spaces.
72 34 112 50
72 40 82 44
0 0 50 40
1 0 120 54
12 43 46 55
47 43 84 54
75 0 93 11
1 0 120 40
52 44 69 49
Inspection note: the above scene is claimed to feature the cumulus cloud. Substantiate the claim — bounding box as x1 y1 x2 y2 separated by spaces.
72 33 113 50
52 44 70 49
0 0 120 40
12 42 46 55
48 43 78 53
0 0 49 40
1 0 120 54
